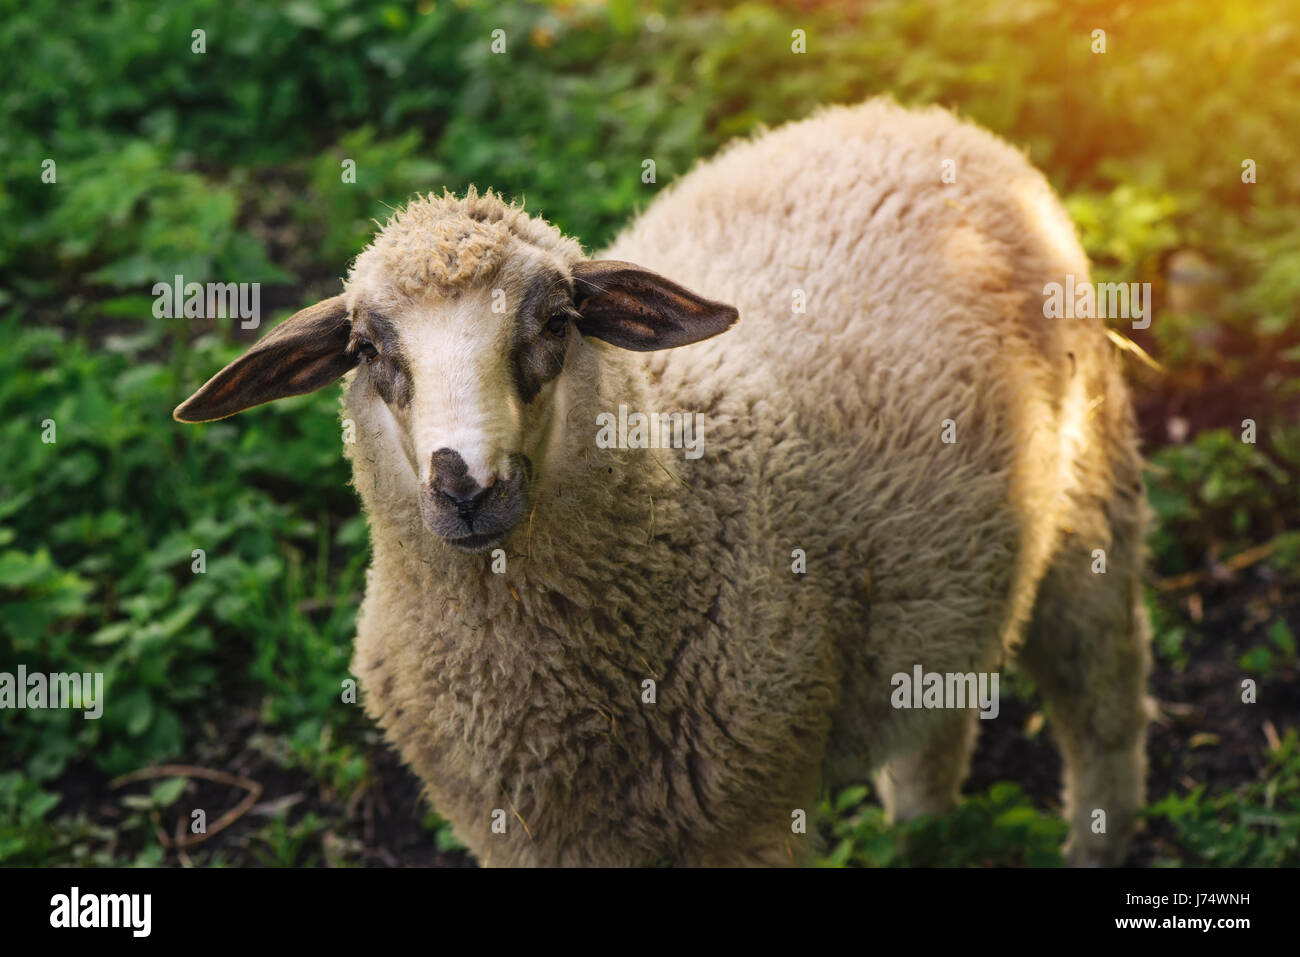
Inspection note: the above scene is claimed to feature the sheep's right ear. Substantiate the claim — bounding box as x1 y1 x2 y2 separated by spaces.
173 296 357 423
571 260 738 351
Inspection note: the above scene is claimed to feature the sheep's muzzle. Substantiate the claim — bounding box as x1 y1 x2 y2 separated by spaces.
419 449 532 553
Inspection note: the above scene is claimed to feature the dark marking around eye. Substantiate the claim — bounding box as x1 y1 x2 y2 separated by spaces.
511 271 573 403
352 306 413 408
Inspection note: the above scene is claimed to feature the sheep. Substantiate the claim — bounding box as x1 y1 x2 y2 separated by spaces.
174 98 1151 867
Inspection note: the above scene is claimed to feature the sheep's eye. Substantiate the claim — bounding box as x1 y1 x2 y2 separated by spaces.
545 311 571 338
356 339 378 359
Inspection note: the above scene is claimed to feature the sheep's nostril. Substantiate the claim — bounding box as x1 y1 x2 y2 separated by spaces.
443 484 491 518
431 448 478 497
438 478 482 505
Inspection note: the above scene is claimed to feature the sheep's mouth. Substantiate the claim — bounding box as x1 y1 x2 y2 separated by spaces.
444 530 509 553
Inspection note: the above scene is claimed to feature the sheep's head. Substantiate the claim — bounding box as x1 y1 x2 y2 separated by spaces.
173 189 738 554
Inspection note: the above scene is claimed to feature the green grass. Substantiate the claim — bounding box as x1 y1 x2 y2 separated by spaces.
820 782 1068 868
1144 730 1300 868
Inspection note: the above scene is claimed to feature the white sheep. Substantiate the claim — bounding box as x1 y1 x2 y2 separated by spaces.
175 98 1151 866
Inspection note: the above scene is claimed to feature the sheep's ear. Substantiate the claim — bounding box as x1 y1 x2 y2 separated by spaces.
173 295 357 423
570 260 738 351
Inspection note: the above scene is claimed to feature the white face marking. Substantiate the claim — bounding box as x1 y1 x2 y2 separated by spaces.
396 288 524 488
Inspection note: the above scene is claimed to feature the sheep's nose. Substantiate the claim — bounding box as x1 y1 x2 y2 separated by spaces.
430 448 494 517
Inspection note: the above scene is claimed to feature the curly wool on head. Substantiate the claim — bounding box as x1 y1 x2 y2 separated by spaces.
348 187 584 301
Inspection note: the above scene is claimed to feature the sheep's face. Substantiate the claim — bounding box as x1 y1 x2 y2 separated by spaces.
343 242 578 553
173 191 738 555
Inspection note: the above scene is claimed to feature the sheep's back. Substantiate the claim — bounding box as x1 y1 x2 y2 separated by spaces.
602 97 1094 390
601 98 1120 709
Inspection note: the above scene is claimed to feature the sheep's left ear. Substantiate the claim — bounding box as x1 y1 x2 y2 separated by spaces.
571 260 738 351
173 295 356 423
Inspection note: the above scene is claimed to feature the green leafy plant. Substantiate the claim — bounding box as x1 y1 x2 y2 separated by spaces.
820 782 1068 867
1145 730 1300 867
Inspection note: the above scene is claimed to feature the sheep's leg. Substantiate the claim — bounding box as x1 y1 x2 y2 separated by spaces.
873 708 980 823
1016 513 1151 867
